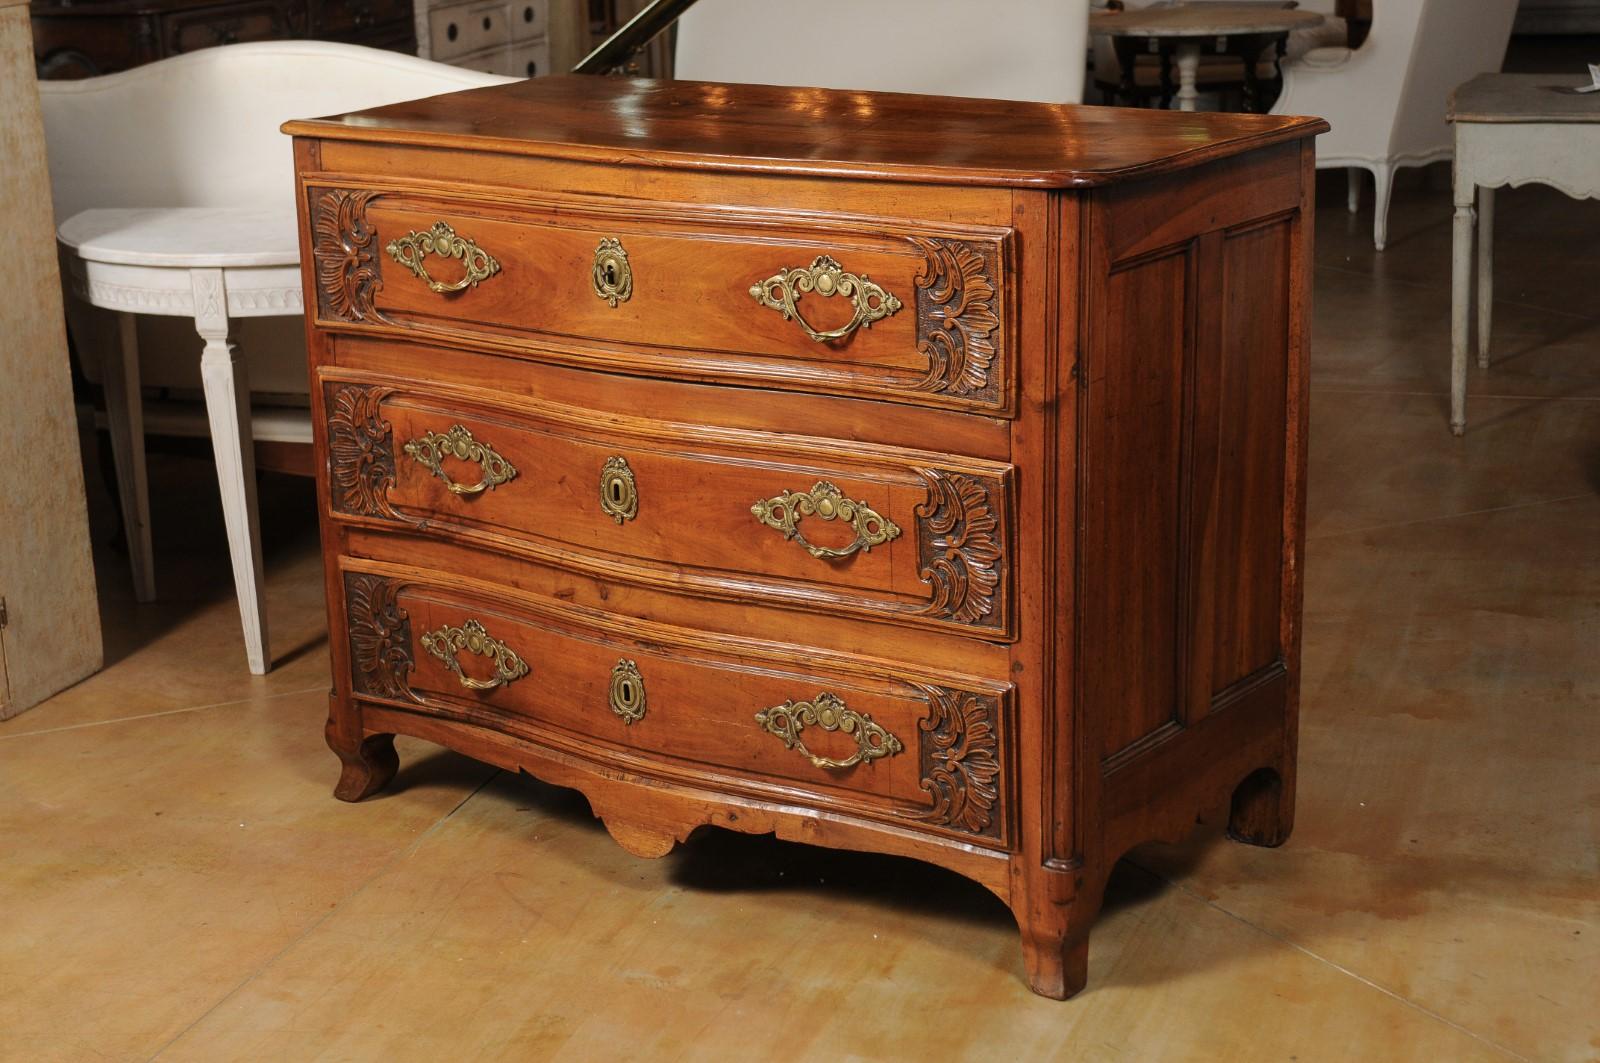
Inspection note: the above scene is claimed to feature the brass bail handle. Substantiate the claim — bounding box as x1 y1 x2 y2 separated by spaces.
750 480 902 560
750 254 903 343
385 220 501 294
754 693 903 770
403 424 518 497
420 618 530 691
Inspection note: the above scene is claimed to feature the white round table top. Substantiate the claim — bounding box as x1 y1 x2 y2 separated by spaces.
57 207 301 269
1089 4 1325 38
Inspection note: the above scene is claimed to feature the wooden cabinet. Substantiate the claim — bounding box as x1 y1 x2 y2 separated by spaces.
416 0 548 77
287 76 1326 999
31 0 415 79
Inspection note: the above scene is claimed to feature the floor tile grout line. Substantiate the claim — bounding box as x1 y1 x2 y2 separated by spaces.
1124 861 1534 1063
1307 493 1591 542
1314 261 1600 323
144 768 504 1062
1309 387 1600 402
0 685 330 742
1312 259 1600 321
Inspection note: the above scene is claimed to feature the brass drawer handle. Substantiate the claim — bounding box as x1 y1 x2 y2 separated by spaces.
755 693 903 770
751 480 901 560
421 618 529 691
599 455 637 524
385 221 501 294
750 254 903 343
404 424 517 497
608 659 647 723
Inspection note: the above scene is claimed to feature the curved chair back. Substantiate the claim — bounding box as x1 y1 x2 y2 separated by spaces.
1277 0 1517 165
38 41 516 222
675 0 1090 104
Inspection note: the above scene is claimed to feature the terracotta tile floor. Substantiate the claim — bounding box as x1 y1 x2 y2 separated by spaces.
4 171 1597 1063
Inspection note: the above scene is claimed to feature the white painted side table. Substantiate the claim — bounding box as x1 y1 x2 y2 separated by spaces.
58 206 304 674
1089 4 1323 112
1449 73 1600 435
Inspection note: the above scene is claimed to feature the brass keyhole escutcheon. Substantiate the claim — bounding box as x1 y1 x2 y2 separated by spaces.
609 659 647 724
592 237 633 308
599 455 637 524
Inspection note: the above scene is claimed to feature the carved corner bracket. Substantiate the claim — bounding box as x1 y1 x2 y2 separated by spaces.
911 237 1003 405
904 685 1004 840
312 188 383 323
914 469 1008 631
324 383 400 520
345 573 417 702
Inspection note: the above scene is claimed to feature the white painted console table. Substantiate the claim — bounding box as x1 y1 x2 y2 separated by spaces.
59 206 304 675
1449 73 1600 435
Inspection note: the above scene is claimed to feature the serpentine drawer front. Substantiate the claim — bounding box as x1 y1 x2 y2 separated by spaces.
320 376 1014 638
306 185 1016 414
290 75 1323 1000
343 568 1013 845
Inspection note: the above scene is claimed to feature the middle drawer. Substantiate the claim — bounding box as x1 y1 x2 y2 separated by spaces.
322 376 1015 640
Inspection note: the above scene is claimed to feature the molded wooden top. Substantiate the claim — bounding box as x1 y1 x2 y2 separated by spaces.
1089 5 1324 38
1450 73 1600 124
283 75 1328 189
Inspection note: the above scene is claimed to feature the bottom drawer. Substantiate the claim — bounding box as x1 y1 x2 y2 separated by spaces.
342 565 1012 846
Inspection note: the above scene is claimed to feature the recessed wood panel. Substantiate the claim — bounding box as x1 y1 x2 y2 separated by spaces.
1210 221 1289 689
1084 248 1190 761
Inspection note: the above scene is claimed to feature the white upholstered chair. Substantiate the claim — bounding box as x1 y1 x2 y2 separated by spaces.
40 42 514 674
1271 0 1519 249
675 0 1090 104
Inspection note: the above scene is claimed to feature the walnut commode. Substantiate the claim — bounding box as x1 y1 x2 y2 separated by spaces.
287 76 1325 998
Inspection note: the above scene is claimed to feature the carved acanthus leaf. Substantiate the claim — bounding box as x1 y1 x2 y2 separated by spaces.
345 573 417 702
312 189 382 322
905 685 1002 838
915 469 1005 629
912 238 1001 401
324 383 399 519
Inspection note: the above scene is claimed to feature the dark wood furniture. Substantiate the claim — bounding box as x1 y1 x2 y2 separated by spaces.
31 0 415 79
286 76 1325 999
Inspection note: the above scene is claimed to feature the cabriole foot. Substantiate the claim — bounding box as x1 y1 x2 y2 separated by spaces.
329 729 399 802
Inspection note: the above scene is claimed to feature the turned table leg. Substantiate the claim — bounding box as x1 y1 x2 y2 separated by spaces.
1450 190 1476 436
192 268 271 673
1476 185 1495 370
88 309 157 603
1173 42 1202 112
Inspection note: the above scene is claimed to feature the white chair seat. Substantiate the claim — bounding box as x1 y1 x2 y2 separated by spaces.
59 207 300 269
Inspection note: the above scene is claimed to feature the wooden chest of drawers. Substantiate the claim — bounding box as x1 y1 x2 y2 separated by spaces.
286 76 1326 999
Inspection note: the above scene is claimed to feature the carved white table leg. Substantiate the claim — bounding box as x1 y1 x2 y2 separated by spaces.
1173 42 1202 112
192 268 270 674
1450 195 1476 437
95 311 157 602
1346 167 1361 214
1476 185 1495 370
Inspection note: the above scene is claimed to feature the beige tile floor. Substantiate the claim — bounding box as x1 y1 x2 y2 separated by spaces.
3 171 1597 1063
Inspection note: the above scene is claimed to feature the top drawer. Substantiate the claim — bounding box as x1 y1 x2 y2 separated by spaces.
306 184 1016 416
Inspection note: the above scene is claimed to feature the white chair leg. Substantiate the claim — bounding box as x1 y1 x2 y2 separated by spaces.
192 269 270 675
1372 162 1395 252
82 309 156 602
1476 185 1495 370
1450 196 1476 437
1346 167 1361 214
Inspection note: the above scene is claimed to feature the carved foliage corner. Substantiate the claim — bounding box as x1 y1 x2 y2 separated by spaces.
914 469 1007 630
911 237 1002 403
324 383 400 520
344 573 417 703
905 685 1003 839
312 188 382 322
